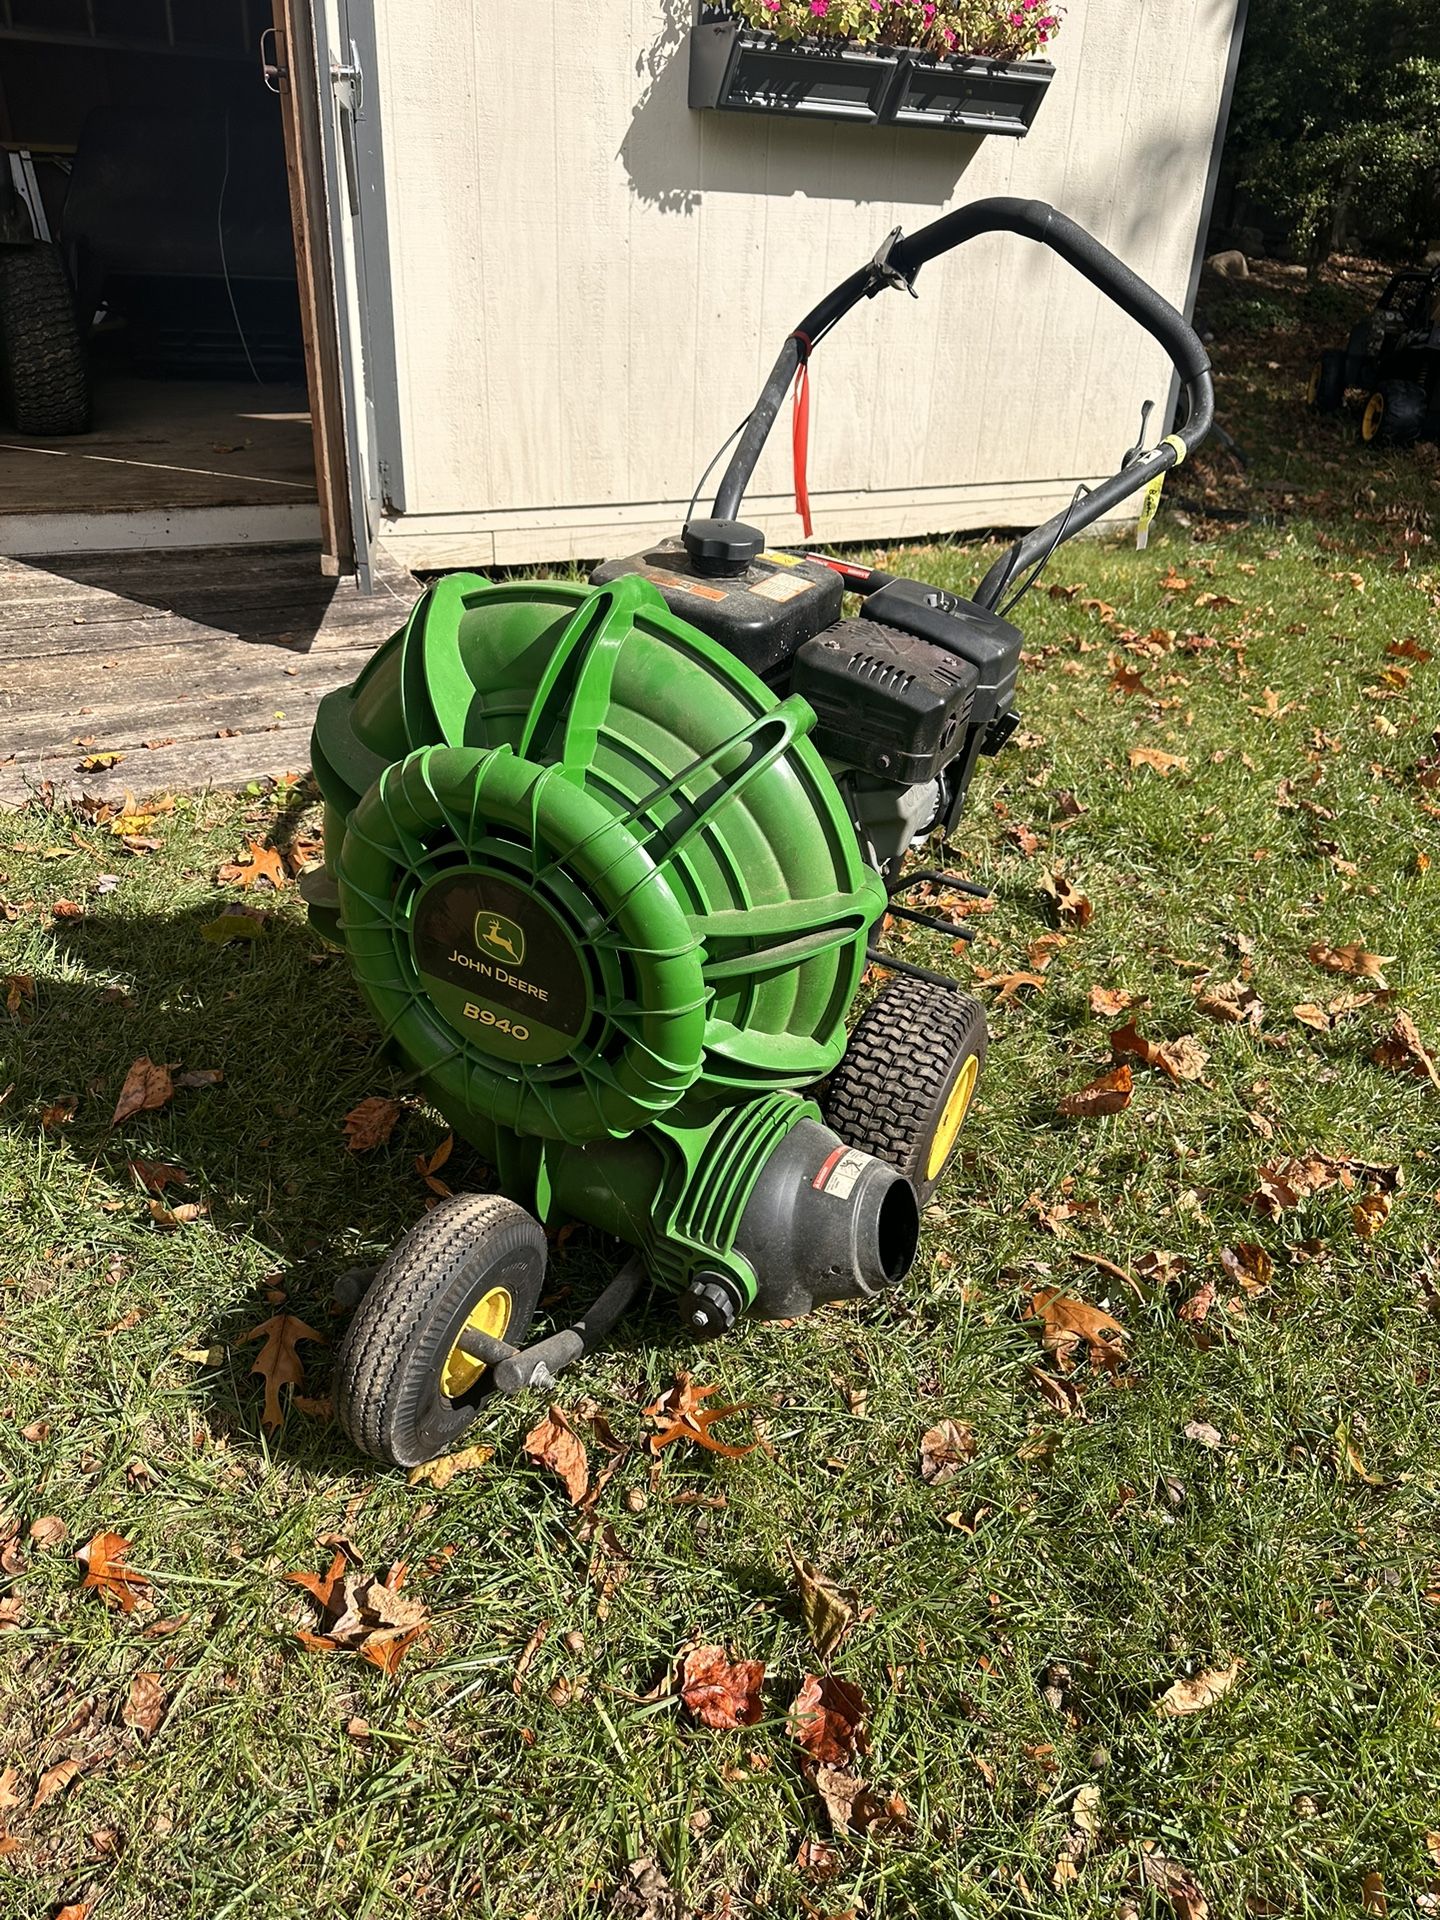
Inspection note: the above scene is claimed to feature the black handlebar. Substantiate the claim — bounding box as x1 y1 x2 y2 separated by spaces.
708 195 1214 609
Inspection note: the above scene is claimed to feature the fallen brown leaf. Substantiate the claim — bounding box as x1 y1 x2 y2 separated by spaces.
1362 1871 1387 1916
679 1645 766 1729
244 1313 327 1432
415 1132 454 1196
148 1198 207 1230
523 1406 590 1504
40 1095 78 1131
643 1374 758 1458
1352 1192 1392 1239
28 1515 67 1549
1193 978 1264 1027
288 1551 430 1671
919 1419 978 1485
127 1157 189 1195
1028 1288 1127 1374
110 1056 173 1126
1057 1064 1133 1117
1219 1244 1272 1295
1138 1846 1210 1920
1088 985 1136 1019
342 1096 402 1152
122 1670 167 1737
1156 1660 1240 1716
1111 1020 1209 1082
1371 1011 1440 1090
217 839 288 891
1307 941 1394 988
1128 746 1189 776
77 1530 149 1612
972 967 1046 1006
788 1674 869 1766
812 1765 911 1837
32 1757 86 1810
1040 869 1093 928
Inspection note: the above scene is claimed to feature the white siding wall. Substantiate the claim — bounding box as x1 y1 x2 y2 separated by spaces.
370 0 1239 569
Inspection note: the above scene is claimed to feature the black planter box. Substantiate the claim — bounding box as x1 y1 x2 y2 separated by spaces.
688 15 1054 136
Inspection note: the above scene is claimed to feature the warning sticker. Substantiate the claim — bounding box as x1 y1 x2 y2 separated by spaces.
751 569 814 605
812 1145 871 1200
642 565 730 604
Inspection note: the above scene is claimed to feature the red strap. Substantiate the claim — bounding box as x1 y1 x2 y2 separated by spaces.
791 331 813 538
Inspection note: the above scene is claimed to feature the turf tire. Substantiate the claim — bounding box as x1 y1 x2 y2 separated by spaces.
1307 348 1346 414
1361 380 1426 447
335 1192 547 1468
0 244 90 435
822 977 988 1206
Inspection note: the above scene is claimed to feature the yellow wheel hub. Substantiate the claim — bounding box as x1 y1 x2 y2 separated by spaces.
1362 392 1385 442
925 1052 980 1184
1306 362 1321 405
440 1285 512 1397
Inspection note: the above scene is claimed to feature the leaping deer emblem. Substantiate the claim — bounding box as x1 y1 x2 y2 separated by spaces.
480 916 521 964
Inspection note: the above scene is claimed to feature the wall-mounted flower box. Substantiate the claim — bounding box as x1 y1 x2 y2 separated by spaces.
688 9 1055 138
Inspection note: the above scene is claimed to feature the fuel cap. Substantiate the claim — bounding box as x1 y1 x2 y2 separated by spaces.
681 518 765 579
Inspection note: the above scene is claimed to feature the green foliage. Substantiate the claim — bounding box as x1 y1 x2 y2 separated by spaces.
1227 0 1440 259
728 0 1061 61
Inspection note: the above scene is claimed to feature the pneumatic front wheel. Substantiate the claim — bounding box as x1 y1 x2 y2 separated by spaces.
1306 349 1346 414
823 977 987 1206
334 1192 546 1467
1360 381 1425 447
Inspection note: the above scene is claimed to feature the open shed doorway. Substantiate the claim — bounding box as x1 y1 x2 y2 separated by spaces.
0 0 350 567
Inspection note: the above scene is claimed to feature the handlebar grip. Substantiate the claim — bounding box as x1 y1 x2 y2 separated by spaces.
890 197 1211 389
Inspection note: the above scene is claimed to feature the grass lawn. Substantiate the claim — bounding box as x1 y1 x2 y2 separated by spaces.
2 259 1438 1920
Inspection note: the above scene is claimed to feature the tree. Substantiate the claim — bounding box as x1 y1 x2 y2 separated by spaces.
1224 0 1440 262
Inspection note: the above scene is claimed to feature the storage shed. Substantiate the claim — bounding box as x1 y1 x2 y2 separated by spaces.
0 0 1246 586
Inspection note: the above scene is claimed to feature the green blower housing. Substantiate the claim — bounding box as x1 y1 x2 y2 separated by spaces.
310 195 1214 1466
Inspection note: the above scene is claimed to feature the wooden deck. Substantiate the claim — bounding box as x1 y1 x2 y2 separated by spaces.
0 543 414 807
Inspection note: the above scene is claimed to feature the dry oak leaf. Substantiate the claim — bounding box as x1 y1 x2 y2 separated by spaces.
1371 1011 1440 1090
1219 1244 1272 1295
1159 569 1192 592
523 1406 590 1504
122 1670 167 1737
32 1758 87 1811
342 1096 402 1153
1057 1064 1133 1118
1027 1288 1127 1375
1128 746 1190 776
1111 1021 1209 1083
244 1313 326 1432
110 1056 173 1126
972 967 1047 1006
788 1674 870 1766
288 1551 430 1672
1308 941 1394 988
786 1543 859 1662
1362 1872 1387 1916
1040 869 1093 928
1156 1659 1240 1716
919 1418 978 1485
54 1907 90 1920
813 1765 912 1837
41 1095 78 1132
415 1131 454 1196
217 839 288 891
679 1645 766 1729
643 1374 758 1459
1193 977 1264 1028
77 1530 149 1612
1138 1847 1210 1920
127 1157 188 1195
28 1515 67 1549
148 1198 207 1230
1089 984 1137 1019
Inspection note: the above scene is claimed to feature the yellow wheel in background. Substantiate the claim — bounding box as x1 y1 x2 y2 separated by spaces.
925 1052 981 1185
1362 391 1386 442
1306 361 1322 406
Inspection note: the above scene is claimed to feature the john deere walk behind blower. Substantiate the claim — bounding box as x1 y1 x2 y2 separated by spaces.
308 198 1213 1467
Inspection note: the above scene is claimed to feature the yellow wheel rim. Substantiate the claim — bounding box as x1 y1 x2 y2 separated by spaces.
925 1052 980 1184
1362 392 1385 442
440 1285 512 1397
1306 362 1321 405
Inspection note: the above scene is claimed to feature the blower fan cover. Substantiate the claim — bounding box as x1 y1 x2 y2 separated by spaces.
311 572 885 1147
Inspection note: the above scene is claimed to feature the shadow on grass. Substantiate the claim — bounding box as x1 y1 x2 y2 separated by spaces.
12 892 678 1464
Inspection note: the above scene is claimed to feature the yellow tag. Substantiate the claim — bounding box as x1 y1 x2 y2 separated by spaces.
1136 473 1165 550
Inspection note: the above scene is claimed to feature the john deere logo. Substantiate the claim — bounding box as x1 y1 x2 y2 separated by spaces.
474 911 524 967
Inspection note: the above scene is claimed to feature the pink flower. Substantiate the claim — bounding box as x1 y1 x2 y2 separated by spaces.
810 0 828 13
921 2 935 17
1009 8 1023 20
942 25 956 41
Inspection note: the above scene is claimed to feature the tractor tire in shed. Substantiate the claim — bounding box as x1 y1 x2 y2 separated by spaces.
0 243 91 436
